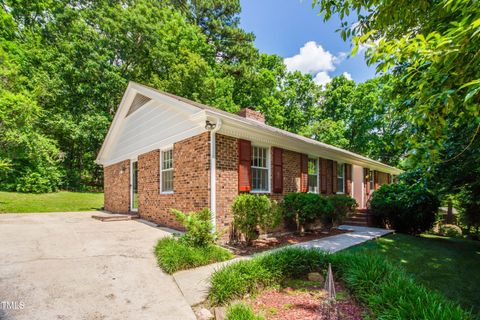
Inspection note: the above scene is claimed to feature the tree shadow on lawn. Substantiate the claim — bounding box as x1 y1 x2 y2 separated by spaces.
349 233 480 316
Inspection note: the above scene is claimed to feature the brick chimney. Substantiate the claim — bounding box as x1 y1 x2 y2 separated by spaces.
237 108 265 123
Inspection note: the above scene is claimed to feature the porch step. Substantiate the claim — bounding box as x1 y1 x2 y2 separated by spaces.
91 214 140 222
344 210 369 226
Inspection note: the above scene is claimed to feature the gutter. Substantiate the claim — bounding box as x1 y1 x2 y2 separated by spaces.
207 118 222 232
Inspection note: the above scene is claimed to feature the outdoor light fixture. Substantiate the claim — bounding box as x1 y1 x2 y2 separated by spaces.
205 120 217 130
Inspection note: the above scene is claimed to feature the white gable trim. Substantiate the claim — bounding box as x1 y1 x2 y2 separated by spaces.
96 82 203 165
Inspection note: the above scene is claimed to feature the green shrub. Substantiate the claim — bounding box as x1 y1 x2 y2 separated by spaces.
15 169 62 193
457 187 480 237
209 247 327 305
210 247 471 319
369 183 440 234
434 224 463 237
231 194 280 244
322 195 357 229
226 303 264 320
172 208 215 247
281 192 332 232
331 252 470 320
154 237 233 274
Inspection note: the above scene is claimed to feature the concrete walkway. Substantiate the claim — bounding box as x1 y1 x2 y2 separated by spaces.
293 225 392 253
173 225 392 306
0 212 196 320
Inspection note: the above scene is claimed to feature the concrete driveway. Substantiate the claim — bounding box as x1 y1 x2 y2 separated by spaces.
0 212 195 320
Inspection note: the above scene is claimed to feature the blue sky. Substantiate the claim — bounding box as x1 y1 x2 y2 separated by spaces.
239 0 376 84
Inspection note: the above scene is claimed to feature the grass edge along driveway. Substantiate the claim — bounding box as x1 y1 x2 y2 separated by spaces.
0 191 103 213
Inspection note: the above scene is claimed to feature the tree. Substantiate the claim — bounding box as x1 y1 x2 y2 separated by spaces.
312 0 480 167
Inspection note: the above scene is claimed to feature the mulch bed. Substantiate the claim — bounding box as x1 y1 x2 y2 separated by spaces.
226 228 349 256
248 282 366 320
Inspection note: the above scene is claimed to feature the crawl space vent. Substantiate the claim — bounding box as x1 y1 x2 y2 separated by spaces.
126 93 152 117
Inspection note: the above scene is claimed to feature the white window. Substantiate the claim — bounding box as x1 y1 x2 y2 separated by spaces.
161 149 173 193
337 163 345 193
251 146 269 192
308 158 318 193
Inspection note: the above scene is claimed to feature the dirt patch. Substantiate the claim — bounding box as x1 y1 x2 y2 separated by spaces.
227 228 349 255
248 281 366 320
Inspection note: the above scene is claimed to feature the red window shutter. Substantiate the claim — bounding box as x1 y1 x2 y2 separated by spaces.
387 173 391 184
326 160 333 194
345 164 352 195
238 139 252 192
300 154 308 192
272 147 283 193
332 161 338 194
364 168 370 195
320 158 327 194
374 170 379 190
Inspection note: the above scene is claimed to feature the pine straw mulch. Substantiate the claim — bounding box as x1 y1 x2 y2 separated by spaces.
246 280 367 320
226 228 349 256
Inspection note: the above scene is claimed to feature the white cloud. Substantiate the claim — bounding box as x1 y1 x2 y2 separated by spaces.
284 41 353 88
313 71 332 87
342 72 352 80
284 41 335 74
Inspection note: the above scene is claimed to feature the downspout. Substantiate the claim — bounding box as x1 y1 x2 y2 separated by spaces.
208 118 222 233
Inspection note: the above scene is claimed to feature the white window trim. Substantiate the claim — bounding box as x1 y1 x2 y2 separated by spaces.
336 163 345 194
250 145 271 194
160 148 174 194
308 157 319 194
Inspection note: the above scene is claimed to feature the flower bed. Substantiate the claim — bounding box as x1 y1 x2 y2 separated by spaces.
227 228 348 255
209 247 471 320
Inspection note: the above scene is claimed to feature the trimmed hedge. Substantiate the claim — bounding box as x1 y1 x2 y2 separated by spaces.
209 247 471 319
281 192 356 231
369 183 439 234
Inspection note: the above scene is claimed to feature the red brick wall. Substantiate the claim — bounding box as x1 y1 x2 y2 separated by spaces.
215 134 239 239
215 135 302 239
137 132 210 230
237 108 265 123
103 132 319 238
270 150 301 201
104 159 131 214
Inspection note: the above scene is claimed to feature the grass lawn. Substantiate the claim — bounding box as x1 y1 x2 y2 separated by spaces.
347 233 480 316
0 191 104 213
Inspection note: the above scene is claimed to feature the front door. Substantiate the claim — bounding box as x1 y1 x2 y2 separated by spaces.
131 161 138 212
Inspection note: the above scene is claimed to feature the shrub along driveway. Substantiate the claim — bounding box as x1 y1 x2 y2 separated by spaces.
0 212 196 320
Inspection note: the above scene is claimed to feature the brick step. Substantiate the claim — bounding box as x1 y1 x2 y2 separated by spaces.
349 213 368 219
346 215 368 222
343 220 369 226
92 214 140 222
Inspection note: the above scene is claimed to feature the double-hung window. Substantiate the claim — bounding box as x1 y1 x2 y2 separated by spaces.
161 149 173 193
337 163 345 193
308 158 318 193
251 146 269 192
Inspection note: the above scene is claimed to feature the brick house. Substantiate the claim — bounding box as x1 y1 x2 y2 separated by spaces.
96 82 402 238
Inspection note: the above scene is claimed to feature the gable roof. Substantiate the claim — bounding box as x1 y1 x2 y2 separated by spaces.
96 81 403 175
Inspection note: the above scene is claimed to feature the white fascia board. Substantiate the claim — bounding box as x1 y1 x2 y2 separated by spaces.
96 82 139 165
96 82 204 166
100 125 206 167
205 110 403 175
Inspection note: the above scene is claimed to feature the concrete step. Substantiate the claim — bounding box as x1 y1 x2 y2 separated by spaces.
91 214 140 222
